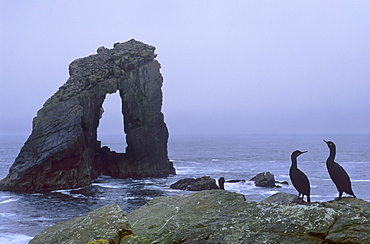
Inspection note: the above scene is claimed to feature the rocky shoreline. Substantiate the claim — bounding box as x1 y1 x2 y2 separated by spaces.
30 190 370 244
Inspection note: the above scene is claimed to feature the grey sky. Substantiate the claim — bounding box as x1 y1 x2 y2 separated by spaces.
1 1 369 136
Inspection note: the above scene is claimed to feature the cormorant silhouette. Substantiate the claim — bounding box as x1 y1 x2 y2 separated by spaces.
289 150 310 202
218 177 225 190
324 140 356 199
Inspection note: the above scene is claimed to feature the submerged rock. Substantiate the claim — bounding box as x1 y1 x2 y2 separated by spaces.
0 39 175 192
127 191 370 243
29 204 139 244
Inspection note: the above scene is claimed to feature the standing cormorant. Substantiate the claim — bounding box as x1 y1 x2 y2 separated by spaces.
289 150 311 202
324 140 356 199
218 177 225 190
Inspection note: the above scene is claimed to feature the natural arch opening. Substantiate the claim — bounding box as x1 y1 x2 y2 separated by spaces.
97 92 127 153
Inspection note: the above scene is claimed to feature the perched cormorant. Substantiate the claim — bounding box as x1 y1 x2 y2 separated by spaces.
289 150 311 202
218 177 225 190
324 140 356 199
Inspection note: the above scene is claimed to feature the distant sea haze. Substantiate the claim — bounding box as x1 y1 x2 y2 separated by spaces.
0 133 369 243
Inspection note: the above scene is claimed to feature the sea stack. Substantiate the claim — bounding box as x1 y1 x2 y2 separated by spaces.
0 39 175 192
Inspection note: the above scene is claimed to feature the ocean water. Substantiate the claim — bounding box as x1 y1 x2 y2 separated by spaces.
0 133 369 243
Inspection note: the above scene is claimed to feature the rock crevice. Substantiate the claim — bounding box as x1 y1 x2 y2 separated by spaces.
0 39 175 192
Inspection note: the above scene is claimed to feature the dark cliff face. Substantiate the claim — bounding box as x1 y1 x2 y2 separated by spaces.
0 39 175 192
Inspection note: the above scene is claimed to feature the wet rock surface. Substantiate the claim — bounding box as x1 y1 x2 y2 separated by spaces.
0 39 175 192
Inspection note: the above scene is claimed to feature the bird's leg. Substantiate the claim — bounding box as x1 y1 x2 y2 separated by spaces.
292 193 304 204
334 192 343 201
306 195 311 203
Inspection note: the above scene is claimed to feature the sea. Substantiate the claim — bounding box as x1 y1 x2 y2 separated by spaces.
0 133 369 243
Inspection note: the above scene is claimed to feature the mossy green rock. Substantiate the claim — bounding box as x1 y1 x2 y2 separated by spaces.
28 192 370 243
321 198 370 243
127 191 370 243
30 204 136 244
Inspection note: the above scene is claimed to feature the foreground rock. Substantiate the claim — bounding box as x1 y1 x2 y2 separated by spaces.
127 191 370 243
170 176 219 191
29 192 370 243
0 39 175 192
30 204 139 244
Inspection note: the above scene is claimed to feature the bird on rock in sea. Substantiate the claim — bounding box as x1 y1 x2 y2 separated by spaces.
289 150 311 202
324 140 356 200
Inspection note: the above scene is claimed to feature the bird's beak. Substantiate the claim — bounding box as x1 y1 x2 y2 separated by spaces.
323 140 328 144
301 151 308 154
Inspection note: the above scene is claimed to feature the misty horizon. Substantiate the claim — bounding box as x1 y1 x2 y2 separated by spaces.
1 1 369 136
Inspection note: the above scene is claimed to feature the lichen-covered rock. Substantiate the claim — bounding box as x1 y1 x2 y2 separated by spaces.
321 198 370 243
127 191 370 244
261 192 299 204
29 204 136 244
86 240 110 244
250 171 277 187
0 39 175 192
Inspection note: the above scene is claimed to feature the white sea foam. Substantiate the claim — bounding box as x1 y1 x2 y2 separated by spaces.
0 233 32 244
31 216 54 221
52 189 71 194
0 198 19 204
91 183 123 188
71 194 88 199
52 186 85 193
263 190 280 195
224 181 256 195
174 167 197 174
0 212 17 218
51 189 89 198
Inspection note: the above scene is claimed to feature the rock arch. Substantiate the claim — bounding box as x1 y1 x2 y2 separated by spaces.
0 40 175 192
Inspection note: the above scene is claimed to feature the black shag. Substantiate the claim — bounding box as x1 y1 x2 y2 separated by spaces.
218 177 225 190
289 150 311 202
324 140 356 199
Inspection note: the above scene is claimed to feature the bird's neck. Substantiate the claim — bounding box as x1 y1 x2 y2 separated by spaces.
327 147 336 162
290 156 298 168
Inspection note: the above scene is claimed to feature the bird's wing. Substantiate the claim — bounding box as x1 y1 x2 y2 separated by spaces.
329 162 351 188
291 169 310 195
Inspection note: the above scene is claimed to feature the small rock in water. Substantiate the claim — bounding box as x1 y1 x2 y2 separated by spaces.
250 171 277 187
226 179 246 183
170 178 196 190
170 176 219 191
